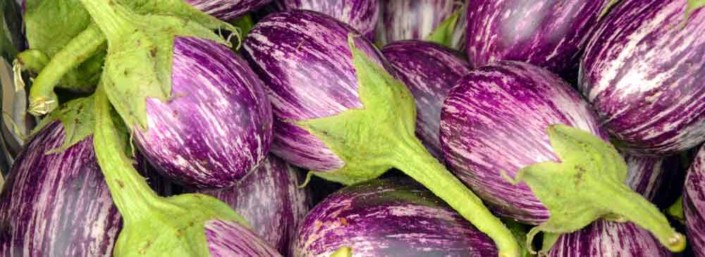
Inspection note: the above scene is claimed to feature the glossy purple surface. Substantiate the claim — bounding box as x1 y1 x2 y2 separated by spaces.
243 10 383 172
135 37 272 189
205 219 282 257
466 0 607 76
580 0 705 154
292 178 497 257
379 0 465 48
382 40 469 158
185 0 272 20
439 61 605 223
199 155 311 254
685 146 705 257
277 0 379 40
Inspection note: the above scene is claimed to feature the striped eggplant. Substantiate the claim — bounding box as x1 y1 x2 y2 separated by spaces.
579 0 705 155
625 154 687 209
243 10 521 257
381 40 470 158
466 0 608 77
378 0 466 49
204 219 282 257
292 178 498 257
199 155 311 254
185 0 272 20
439 61 684 253
277 0 379 40
685 145 705 257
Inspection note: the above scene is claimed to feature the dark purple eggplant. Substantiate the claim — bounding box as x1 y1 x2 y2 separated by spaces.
439 61 684 253
579 0 705 154
466 0 608 77
381 40 470 158
292 178 498 257
277 0 379 40
199 155 311 254
685 145 705 257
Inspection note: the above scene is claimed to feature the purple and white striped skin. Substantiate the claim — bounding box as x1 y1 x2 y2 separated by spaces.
242 10 381 172
0 122 120 257
292 178 498 257
439 61 605 223
381 40 470 158
466 0 608 77
276 0 379 40
625 154 685 208
378 0 465 48
205 219 282 257
199 155 311 254
184 0 273 20
134 37 273 189
684 146 705 257
579 0 705 155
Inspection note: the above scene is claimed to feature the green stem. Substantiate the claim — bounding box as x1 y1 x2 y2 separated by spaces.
77 0 134 44
392 136 520 257
27 24 106 116
93 87 158 222
16 49 50 74
595 179 686 252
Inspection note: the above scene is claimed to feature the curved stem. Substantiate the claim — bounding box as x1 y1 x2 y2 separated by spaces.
27 24 106 116
392 136 520 257
16 49 49 74
93 87 158 222
77 0 134 44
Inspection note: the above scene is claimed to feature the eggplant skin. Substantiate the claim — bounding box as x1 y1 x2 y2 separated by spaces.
378 0 462 45
382 40 470 158
135 37 273 189
466 0 607 77
205 219 282 257
685 146 705 257
199 155 311 254
292 178 497 257
185 0 272 20
0 122 120 257
580 0 705 155
277 0 379 40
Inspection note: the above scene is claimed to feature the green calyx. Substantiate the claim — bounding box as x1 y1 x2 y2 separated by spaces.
425 3 464 48
504 124 685 254
295 35 521 257
93 87 247 257
30 95 96 153
330 247 353 257
687 0 705 20
667 197 685 225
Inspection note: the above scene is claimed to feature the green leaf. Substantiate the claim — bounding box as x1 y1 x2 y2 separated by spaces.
506 125 686 253
24 0 92 58
231 14 255 41
425 6 462 48
294 35 521 257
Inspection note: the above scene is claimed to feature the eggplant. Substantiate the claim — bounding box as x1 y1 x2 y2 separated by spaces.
580 0 705 154
185 0 272 20
243 10 520 256
685 145 705 257
199 155 311 254
204 219 282 257
439 61 684 253
378 0 466 49
466 0 608 77
292 178 498 257
277 0 379 40
381 40 470 158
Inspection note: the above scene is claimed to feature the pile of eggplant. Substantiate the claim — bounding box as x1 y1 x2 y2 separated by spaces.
0 0 703 256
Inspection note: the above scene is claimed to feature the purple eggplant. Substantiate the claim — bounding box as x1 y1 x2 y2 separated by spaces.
439 61 684 253
277 0 379 40
185 0 272 20
381 40 470 158
685 145 705 257
378 0 466 49
199 155 311 254
292 178 498 257
243 10 520 256
204 219 282 257
466 0 608 77
579 0 705 154
626 154 686 209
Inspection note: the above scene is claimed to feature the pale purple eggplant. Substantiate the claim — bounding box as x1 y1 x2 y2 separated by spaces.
684 145 705 257
183 0 272 20
439 61 684 253
292 178 498 257
381 40 470 158
378 0 466 48
466 0 608 77
579 0 705 154
199 155 311 254
277 0 379 40
205 219 282 257
133 37 273 189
